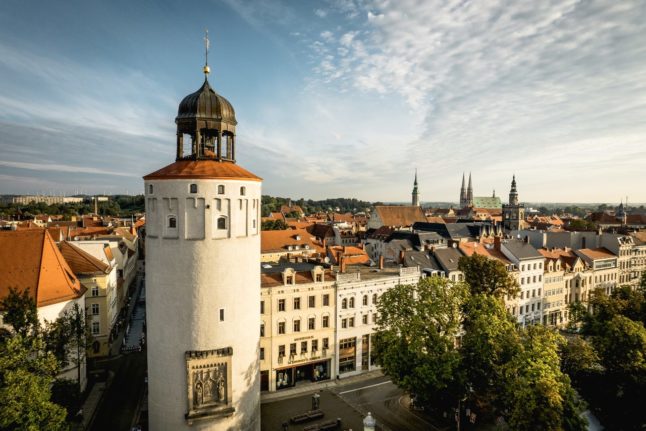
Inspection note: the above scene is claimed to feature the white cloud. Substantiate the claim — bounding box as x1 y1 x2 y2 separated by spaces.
315 8 327 18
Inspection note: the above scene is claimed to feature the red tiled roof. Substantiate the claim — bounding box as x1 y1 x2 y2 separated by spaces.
143 160 262 181
374 205 427 227
59 241 110 274
0 230 85 308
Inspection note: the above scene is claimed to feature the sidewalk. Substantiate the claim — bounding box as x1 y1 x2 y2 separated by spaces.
261 369 385 403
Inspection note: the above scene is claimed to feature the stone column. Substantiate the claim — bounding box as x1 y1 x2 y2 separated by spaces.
217 131 222 161
176 133 184 160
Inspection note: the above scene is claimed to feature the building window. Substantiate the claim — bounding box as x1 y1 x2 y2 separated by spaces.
290 343 297 356
91 321 100 335
260 323 265 337
308 317 315 330
373 313 377 323
240 186 246 196
308 295 315 308
341 319 347 329
322 338 329 350
278 322 285 334
362 295 368 306
293 319 301 332
190 184 198 193
91 303 99 315
322 315 329 328
219 309 225 321
316 273 323 282
323 294 330 306
91 286 99 297
301 341 308 353
217 216 227 230
362 315 368 324
349 297 355 308
260 300 265 314
260 347 265 360
278 345 285 358
342 298 347 309
278 299 285 312
286 276 293 285
293 297 301 310
312 339 318 352
349 317 355 327
218 185 225 194
168 216 177 228
148 184 153 194
372 293 377 304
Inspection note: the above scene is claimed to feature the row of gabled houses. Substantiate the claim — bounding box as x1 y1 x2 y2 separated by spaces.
0 217 143 391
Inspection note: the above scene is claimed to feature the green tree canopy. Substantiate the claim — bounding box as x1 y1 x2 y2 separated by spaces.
373 277 468 411
0 336 68 431
502 326 587 431
458 254 519 297
0 287 39 339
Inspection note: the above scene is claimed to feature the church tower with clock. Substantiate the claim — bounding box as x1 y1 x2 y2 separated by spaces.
143 36 261 430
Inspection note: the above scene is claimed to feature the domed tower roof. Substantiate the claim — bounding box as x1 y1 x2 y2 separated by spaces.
176 79 237 126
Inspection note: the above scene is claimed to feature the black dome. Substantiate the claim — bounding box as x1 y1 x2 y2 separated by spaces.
176 79 237 125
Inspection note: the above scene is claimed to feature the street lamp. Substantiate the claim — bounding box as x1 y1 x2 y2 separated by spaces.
363 412 376 431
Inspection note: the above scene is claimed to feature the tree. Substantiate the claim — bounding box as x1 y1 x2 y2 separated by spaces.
461 295 520 415
559 336 599 382
458 254 519 297
0 335 68 430
593 315 646 381
501 326 587 431
373 277 469 411
44 303 90 394
0 287 39 338
261 219 289 230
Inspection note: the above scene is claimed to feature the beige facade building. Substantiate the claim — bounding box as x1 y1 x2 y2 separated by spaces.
576 248 619 296
260 264 336 392
59 241 118 357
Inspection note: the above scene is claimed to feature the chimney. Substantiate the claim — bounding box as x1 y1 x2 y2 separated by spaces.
339 255 346 273
379 255 384 270
494 235 502 251
322 238 327 250
399 250 405 264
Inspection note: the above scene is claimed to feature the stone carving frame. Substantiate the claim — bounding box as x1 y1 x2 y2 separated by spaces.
185 347 235 424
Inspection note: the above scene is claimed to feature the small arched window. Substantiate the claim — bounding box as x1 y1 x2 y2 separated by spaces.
218 185 225 195
168 216 177 228
240 186 246 196
148 184 153 194
362 295 368 306
217 216 227 230
190 184 198 194
372 293 377 304
349 297 355 308
341 298 347 309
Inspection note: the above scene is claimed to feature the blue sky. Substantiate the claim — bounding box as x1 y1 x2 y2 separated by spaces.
1 0 645 203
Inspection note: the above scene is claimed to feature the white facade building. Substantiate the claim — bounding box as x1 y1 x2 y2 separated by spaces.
144 63 261 430
335 265 421 377
500 239 544 325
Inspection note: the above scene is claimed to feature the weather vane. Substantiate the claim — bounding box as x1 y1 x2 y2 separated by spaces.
203 29 211 76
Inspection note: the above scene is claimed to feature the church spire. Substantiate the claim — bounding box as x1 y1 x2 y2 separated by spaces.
509 174 519 205
412 169 420 207
467 172 473 206
460 173 467 208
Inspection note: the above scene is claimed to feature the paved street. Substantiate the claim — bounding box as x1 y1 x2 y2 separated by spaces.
91 351 147 431
261 374 446 431
333 376 445 431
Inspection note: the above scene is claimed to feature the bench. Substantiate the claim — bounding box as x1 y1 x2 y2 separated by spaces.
289 409 324 424
303 419 340 431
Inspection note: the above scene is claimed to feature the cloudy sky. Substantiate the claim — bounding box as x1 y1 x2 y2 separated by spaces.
1 0 645 203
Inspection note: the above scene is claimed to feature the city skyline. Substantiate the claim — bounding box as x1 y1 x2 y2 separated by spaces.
1 0 645 202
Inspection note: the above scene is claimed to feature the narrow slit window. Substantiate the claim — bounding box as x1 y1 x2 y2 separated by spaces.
240 186 246 196
168 216 177 228
148 184 153 194
219 309 225 321
218 185 225 194
190 184 198 193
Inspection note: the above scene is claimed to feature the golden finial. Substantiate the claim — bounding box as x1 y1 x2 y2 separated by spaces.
203 29 211 76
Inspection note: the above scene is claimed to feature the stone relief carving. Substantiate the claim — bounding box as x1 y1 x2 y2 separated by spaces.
185 347 235 424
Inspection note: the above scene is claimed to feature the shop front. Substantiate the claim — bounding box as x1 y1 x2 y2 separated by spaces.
275 359 331 390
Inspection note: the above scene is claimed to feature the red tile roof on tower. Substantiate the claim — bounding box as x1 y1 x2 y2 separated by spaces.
143 160 262 181
0 230 86 308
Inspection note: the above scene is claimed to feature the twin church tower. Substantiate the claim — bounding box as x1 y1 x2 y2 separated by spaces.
143 35 261 430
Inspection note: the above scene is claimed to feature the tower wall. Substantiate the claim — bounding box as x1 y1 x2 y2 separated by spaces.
145 178 261 431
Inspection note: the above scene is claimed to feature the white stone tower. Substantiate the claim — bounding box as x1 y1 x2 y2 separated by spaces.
143 38 261 430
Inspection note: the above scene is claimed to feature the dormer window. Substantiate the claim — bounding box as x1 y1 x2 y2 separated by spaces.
218 185 225 195
190 184 198 194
